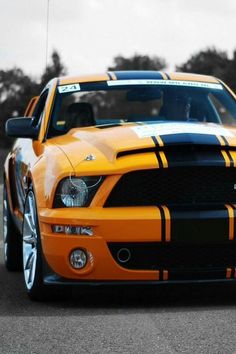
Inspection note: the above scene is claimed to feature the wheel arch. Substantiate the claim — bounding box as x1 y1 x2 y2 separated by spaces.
4 156 18 217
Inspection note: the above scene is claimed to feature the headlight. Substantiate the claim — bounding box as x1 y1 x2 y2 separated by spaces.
53 176 104 208
61 178 88 207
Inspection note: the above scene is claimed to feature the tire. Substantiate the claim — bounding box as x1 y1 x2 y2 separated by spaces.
22 189 51 301
3 182 22 271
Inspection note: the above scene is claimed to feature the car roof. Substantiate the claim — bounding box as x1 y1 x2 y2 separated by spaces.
58 71 220 86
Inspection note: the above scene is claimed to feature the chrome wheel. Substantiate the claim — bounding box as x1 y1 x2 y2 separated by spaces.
3 190 8 262
23 191 37 290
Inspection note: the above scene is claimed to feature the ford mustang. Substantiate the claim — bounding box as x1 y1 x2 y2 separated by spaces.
3 71 236 300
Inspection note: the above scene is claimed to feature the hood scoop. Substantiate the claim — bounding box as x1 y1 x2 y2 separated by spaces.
116 143 236 160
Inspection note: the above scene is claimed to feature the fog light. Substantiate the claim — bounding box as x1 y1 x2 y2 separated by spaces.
70 249 87 269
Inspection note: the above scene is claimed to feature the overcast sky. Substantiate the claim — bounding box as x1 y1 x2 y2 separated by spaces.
0 0 235 78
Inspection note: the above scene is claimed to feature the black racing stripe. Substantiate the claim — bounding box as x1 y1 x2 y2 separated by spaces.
151 136 163 167
221 136 229 146
225 150 234 167
107 72 113 80
152 136 159 146
156 153 163 168
160 133 221 146
169 206 229 243
159 270 163 281
162 145 225 167
159 206 166 243
165 73 171 80
114 71 163 80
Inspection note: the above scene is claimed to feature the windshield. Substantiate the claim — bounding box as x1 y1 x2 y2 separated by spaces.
48 80 236 137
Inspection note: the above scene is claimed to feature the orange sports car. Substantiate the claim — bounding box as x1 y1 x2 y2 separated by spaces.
3 71 236 300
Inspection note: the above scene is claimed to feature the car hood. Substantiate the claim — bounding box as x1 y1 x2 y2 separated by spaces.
50 122 236 169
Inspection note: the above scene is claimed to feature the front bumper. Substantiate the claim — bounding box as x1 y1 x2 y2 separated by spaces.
38 205 236 283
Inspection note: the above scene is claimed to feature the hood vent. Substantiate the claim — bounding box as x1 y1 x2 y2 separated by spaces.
117 147 156 158
116 144 236 159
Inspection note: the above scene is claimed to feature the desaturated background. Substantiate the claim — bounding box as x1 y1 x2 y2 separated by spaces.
0 0 236 169
1 0 236 76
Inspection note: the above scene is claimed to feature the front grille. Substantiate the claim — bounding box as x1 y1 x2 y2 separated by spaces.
108 242 236 270
104 166 236 207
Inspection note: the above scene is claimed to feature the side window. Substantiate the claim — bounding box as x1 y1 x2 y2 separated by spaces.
31 90 49 126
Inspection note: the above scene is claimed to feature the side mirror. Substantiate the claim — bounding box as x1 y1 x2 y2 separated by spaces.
5 117 40 139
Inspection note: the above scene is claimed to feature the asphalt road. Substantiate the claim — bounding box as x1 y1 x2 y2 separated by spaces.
1 185 236 353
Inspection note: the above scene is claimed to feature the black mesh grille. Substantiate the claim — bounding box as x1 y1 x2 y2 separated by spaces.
105 167 236 207
108 242 236 270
